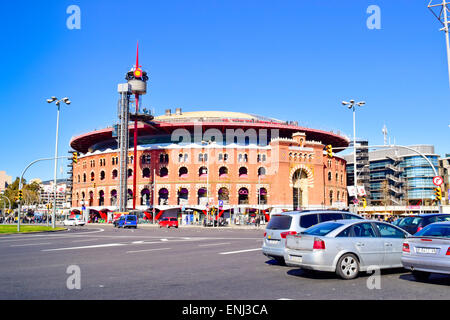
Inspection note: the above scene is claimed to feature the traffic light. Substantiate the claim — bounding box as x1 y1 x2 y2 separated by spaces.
326 145 333 158
18 190 23 201
73 152 78 164
362 197 367 208
434 187 442 202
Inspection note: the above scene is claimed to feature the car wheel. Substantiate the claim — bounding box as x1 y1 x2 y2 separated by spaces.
412 271 430 281
336 253 359 280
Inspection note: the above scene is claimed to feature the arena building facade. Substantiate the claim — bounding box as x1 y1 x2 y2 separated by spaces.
69 110 349 219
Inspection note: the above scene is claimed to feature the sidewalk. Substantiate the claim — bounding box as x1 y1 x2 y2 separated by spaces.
86 222 266 230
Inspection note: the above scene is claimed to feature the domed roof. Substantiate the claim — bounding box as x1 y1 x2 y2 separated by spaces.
154 110 284 123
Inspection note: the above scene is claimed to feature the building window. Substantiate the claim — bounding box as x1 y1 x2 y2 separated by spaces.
179 167 188 177
142 168 151 178
160 154 169 163
199 167 208 177
142 154 151 164
160 167 168 177
90 172 95 182
219 166 228 177
258 167 266 176
127 169 133 178
328 172 332 181
100 170 105 180
239 167 248 177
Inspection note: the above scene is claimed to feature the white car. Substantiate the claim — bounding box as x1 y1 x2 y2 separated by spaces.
63 218 86 226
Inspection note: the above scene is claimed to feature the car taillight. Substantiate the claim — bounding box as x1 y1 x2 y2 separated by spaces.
313 238 325 250
420 238 432 242
403 243 410 253
263 232 267 237
447 247 450 256
280 231 297 239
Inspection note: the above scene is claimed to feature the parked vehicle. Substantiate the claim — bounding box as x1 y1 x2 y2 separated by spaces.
62 218 86 226
395 214 450 234
262 210 363 265
401 221 450 281
159 217 179 228
284 219 410 279
113 214 137 229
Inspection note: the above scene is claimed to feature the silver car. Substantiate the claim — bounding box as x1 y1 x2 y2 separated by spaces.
401 221 450 281
262 210 363 265
284 219 410 279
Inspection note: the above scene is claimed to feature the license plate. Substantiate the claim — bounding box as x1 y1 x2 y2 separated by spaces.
289 255 303 263
416 247 437 254
267 239 279 245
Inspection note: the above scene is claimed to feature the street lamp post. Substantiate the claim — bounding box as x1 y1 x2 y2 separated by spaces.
342 99 366 214
47 96 71 228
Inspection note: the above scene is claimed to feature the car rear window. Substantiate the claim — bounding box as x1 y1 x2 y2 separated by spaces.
266 215 293 230
299 214 318 228
398 217 422 227
169 218 177 221
319 213 343 222
415 224 450 238
426 215 450 224
127 216 136 221
302 222 343 236
344 214 363 220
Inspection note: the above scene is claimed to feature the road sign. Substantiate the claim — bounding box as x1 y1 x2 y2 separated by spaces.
218 200 223 207
433 176 443 186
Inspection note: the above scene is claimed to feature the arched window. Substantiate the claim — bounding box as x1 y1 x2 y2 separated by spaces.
77 175 80 183
90 172 95 182
329 190 333 205
110 190 117 206
238 188 249 204
239 167 248 177
98 190 105 206
142 168 151 178
177 188 189 205
179 167 188 177
199 166 208 177
218 187 229 201
258 188 268 205
127 169 133 178
159 188 169 205
197 188 207 205
112 169 118 180
83 173 86 182
100 170 105 180
141 188 150 206
160 167 168 177
219 166 228 177
258 167 266 176
328 171 332 181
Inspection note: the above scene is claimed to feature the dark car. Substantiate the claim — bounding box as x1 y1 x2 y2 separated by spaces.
396 214 450 234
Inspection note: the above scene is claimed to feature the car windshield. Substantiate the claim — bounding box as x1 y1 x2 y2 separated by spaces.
302 222 343 236
414 224 450 238
169 218 177 221
266 215 293 230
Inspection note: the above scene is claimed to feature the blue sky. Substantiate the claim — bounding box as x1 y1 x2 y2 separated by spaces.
0 0 449 182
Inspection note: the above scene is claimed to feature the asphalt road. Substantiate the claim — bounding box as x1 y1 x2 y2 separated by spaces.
0 224 448 300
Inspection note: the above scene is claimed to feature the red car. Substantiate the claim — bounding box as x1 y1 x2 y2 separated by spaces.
159 217 179 228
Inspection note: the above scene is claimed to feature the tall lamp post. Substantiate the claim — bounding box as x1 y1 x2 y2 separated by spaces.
342 100 366 213
47 96 71 228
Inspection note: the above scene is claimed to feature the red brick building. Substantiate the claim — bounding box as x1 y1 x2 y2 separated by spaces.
70 110 349 216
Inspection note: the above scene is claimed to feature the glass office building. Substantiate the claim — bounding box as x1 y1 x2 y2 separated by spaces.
344 145 440 206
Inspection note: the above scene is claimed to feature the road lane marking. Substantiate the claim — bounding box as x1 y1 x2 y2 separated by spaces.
10 242 52 247
198 242 231 247
126 247 171 254
219 248 261 255
42 243 125 252
71 238 100 243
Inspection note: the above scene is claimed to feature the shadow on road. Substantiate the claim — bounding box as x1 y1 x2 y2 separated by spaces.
286 267 408 281
399 272 450 286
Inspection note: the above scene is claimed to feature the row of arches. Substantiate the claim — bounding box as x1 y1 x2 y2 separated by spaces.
74 187 269 207
76 166 268 183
